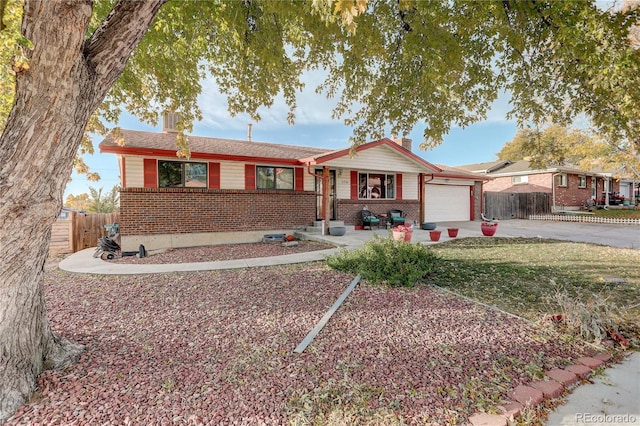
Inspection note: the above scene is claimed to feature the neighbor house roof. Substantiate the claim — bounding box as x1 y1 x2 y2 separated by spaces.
434 164 491 181
457 159 606 177
455 160 510 174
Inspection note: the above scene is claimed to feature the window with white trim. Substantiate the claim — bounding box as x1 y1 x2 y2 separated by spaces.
557 174 568 187
578 175 586 188
358 173 395 199
511 175 529 184
158 161 207 188
256 166 294 190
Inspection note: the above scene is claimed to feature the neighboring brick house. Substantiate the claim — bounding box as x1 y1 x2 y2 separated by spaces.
99 128 485 251
457 160 620 211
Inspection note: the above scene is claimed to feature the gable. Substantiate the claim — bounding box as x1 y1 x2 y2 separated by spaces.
322 144 429 173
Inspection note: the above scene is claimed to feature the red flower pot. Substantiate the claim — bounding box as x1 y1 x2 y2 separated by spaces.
447 228 459 238
481 222 498 236
429 230 441 241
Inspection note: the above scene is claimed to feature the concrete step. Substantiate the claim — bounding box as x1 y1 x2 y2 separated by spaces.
312 220 345 227
306 221 346 233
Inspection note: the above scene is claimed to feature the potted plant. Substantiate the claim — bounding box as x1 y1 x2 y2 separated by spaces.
392 224 413 242
481 221 498 236
429 230 441 241
447 228 459 238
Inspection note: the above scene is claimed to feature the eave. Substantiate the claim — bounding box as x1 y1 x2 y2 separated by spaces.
99 144 304 166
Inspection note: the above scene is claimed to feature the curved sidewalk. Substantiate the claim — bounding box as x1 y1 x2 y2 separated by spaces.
59 219 639 275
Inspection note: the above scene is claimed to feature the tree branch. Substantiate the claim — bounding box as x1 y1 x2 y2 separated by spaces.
83 0 168 93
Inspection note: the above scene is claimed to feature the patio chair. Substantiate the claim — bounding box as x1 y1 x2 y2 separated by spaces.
387 209 406 227
359 209 381 230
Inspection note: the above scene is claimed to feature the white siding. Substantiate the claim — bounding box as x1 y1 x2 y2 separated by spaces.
402 173 419 200
124 156 144 187
336 170 352 200
220 162 245 189
326 145 431 174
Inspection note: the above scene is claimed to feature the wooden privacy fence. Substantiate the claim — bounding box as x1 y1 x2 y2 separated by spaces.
49 212 119 255
484 192 551 220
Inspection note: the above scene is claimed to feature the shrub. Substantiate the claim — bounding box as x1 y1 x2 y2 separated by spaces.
325 236 439 287
543 280 626 345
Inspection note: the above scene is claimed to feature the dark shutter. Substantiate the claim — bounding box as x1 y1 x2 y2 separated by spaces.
208 162 220 189
245 164 256 190
143 159 157 188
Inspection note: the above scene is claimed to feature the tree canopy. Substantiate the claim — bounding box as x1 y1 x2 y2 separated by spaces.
1 0 639 156
1 1 640 421
496 124 640 176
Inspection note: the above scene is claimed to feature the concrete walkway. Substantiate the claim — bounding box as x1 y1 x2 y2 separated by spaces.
57 219 640 425
58 219 640 275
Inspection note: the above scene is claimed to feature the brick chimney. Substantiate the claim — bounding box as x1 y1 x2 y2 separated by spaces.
391 136 412 152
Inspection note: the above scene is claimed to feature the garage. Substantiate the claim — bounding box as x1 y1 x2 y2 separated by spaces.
424 184 471 222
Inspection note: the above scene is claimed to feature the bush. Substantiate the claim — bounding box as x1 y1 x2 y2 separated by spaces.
325 236 439 287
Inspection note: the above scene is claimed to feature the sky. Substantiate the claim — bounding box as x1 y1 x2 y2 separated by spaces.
63 74 519 198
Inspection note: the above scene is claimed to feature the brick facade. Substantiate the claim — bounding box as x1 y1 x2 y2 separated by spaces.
484 173 554 193
484 172 618 208
119 188 316 236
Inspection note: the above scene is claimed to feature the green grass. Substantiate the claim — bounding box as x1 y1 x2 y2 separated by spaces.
592 208 640 219
426 237 640 343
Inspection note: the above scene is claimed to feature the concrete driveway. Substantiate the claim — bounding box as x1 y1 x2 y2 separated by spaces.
434 219 640 250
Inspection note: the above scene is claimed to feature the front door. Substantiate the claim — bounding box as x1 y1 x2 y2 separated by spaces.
315 169 336 221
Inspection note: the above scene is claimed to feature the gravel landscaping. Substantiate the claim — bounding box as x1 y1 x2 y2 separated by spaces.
6 261 595 425
108 241 335 264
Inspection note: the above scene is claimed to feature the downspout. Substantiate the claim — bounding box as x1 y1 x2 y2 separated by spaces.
421 173 435 224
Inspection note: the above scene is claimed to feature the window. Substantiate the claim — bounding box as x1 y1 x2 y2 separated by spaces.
578 175 586 188
358 173 395 199
158 161 207 188
256 166 294 190
511 175 529 184
557 174 567 187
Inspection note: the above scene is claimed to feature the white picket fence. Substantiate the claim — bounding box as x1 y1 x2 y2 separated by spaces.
529 214 640 225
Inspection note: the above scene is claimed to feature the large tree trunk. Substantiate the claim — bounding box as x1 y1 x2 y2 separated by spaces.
0 1 165 422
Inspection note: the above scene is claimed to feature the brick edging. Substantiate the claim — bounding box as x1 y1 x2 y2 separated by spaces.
467 353 612 426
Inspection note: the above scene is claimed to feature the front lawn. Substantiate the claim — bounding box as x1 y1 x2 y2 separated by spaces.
428 237 640 344
593 208 640 219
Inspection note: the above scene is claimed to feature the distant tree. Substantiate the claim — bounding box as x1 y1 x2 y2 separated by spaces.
86 186 120 213
1 0 639 421
497 125 610 168
64 192 89 211
497 125 638 173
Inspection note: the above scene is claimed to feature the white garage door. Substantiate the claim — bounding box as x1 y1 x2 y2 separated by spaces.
424 184 470 222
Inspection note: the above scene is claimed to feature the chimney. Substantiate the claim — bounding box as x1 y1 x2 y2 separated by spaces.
247 123 253 141
162 111 180 133
391 136 412 152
